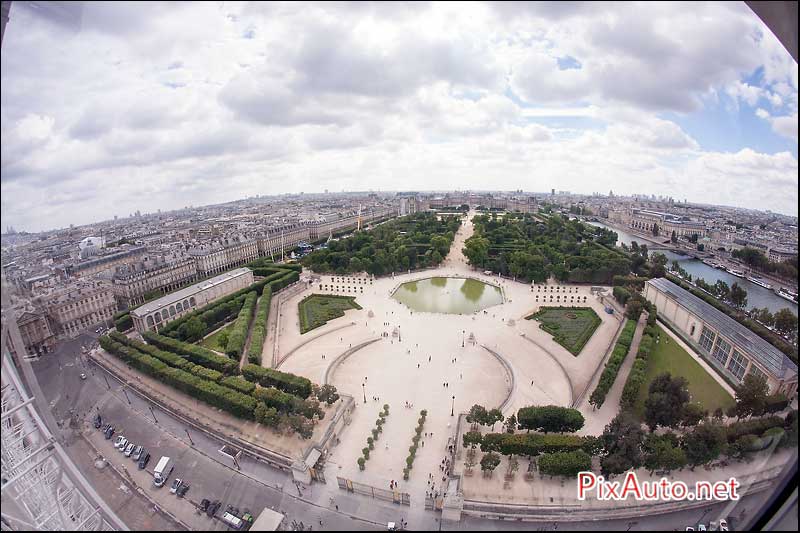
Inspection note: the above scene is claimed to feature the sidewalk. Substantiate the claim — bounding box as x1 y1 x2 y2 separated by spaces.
577 314 646 435
458 436 792 509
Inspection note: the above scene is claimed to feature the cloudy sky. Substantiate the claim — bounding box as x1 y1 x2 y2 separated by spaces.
1 1 798 232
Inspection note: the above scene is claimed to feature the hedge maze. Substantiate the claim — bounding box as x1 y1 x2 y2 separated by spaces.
526 306 601 355
298 294 362 334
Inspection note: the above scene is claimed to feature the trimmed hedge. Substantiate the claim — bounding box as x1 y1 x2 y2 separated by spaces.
100 337 257 419
225 291 258 358
247 286 272 365
478 432 600 457
517 405 585 433
114 313 133 332
220 375 257 395
242 363 312 399
589 319 636 408
253 385 304 415
538 450 593 478
724 416 785 443
143 331 239 374
109 331 193 371
620 325 657 409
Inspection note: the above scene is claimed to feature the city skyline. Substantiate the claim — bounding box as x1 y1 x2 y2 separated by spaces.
1 1 798 233
3 187 799 236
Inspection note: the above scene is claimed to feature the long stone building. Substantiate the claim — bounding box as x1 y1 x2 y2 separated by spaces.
188 236 260 277
131 267 254 333
64 246 147 278
644 277 798 397
112 256 198 308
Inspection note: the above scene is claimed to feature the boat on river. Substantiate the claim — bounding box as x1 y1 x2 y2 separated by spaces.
776 287 799 303
746 275 772 290
726 268 745 278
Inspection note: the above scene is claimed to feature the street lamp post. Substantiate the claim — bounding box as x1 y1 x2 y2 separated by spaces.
461 330 465 348
451 395 455 417
362 383 367 404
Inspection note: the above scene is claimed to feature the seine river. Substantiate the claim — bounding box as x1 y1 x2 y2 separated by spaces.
587 221 797 314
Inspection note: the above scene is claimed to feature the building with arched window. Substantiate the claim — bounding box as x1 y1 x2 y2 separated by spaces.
644 278 798 398
130 267 254 333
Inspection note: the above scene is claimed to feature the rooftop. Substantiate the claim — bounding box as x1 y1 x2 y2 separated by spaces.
648 277 798 380
131 267 252 317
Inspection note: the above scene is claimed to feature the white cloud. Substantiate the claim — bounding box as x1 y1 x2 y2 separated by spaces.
1 0 798 231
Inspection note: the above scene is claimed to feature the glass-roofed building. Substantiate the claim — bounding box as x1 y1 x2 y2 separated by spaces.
645 277 798 398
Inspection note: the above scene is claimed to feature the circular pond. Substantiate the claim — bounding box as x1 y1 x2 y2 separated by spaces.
392 277 503 314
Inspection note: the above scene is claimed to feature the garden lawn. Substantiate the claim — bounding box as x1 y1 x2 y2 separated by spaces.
299 294 362 334
526 306 601 356
200 322 235 353
634 325 734 417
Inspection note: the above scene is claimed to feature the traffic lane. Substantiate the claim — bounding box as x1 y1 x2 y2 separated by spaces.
31 333 96 418
95 394 289 528
89 356 290 489
64 435 182 531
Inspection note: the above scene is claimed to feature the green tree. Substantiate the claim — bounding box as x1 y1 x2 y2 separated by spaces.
735 373 769 418
714 280 730 300
754 307 775 328
643 432 686 474
504 414 518 434
463 236 490 268
671 230 678 243
466 404 489 429
644 373 690 430
480 452 502 476
517 405 585 433
773 308 798 342
652 223 659 236
182 317 207 343
681 403 705 427
600 413 644 477
729 282 748 309
486 408 504 431
682 423 725 468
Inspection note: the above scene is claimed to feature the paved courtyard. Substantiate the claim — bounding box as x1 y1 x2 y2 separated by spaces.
276 213 622 501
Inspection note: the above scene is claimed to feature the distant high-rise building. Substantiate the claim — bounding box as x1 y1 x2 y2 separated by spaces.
551 188 555 196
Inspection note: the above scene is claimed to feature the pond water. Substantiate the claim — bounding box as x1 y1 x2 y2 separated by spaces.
587 221 797 314
392 277 503 314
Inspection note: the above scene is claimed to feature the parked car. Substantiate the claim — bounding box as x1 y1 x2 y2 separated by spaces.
116 438 129 451
199 499 210 513
170 477 182 494
137 452 151 470
207 500 221 518
79 373 87 380
176 482 189 498
104 426 115 439
124 443 135 457
113 435 126 449
94 415 102 429
698 525 707 532
718 519 729 531
131 445 143 461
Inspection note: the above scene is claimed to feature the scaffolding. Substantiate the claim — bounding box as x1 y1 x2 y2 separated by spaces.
2 270 127 531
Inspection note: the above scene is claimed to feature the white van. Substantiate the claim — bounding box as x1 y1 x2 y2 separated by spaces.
221 512 243 530
153 456 173 487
